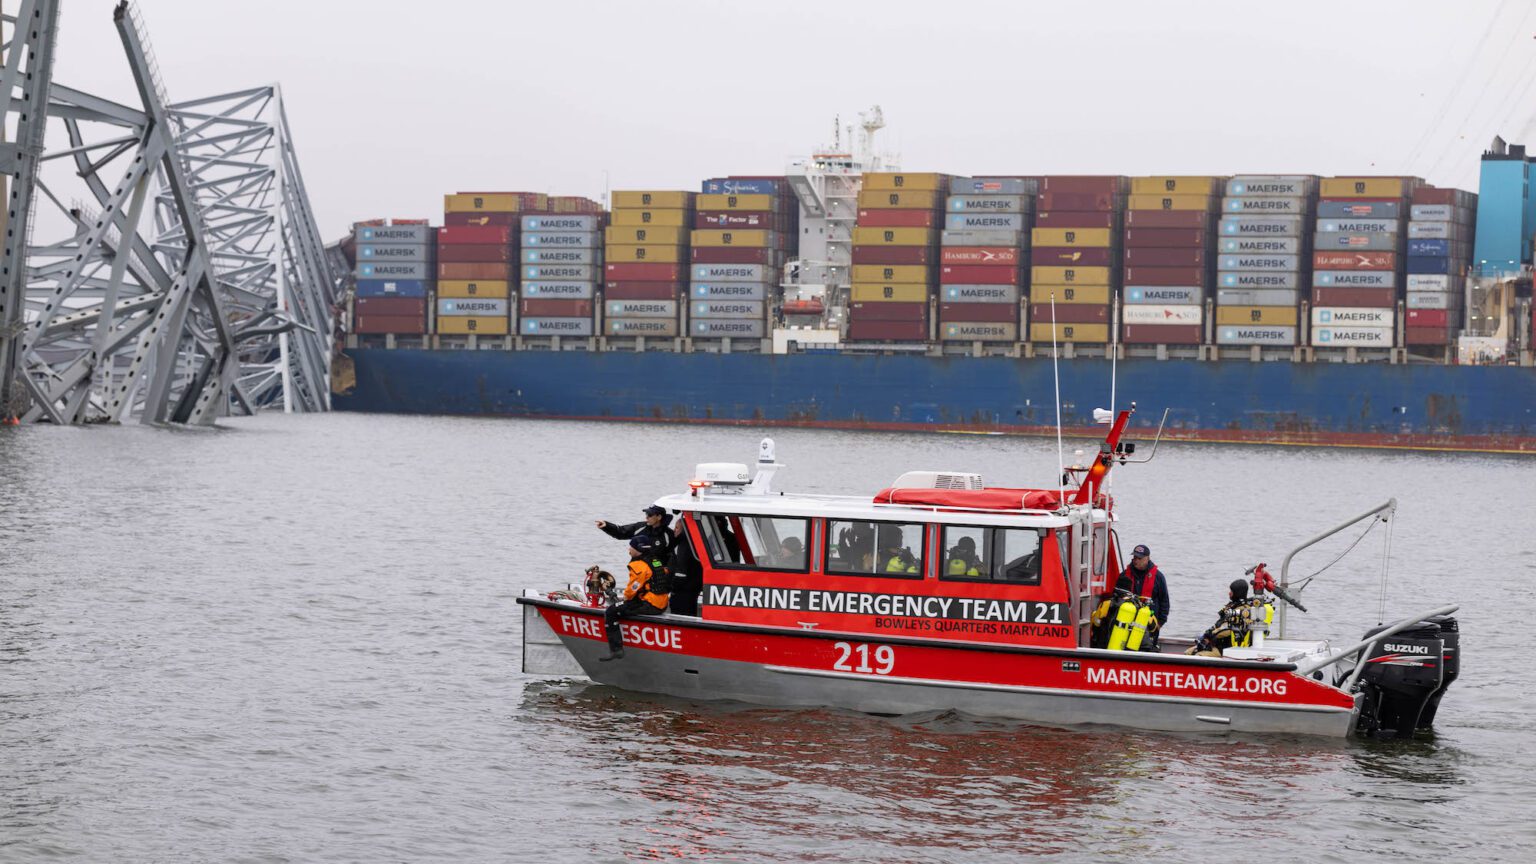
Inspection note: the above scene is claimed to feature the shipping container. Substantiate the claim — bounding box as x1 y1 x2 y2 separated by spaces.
940 321 1018 341
1404 326 1454 345
606 245 685 263
696 193 776 211
700 178 783 195
940 284 1021 304
436 316 510 336
1406 309 1451 326
358 243 433 262
611 191 695 209
1031 227 1113 247
522 281 597 299
1122 247 1206 267
609 209 690 227
1407 221 1464 239
438 279 512 299
1037 193 1122 211
607 318 681 337
1406 274 1454 291
849 302 927 322
1216 288 1300 306
950 177 1035 195
1029 304 1109 324
1312 287 1396 307
1125 194 1216 211
437 297 509 317
1038 176 1127 195
1220 215 1305 236
1409 204 1461 221
520 317 594 336
1318 177 1414 198
354 315 427 335
1219 237 1302 254
523 248 599 265
857 209 941 228
696 211 782 230
691 282 769 301
355 225 433 243
692 263 768 282
862 172 949 192
939 303 1018 322
520 299 592 318
1122 266 1207 286
1406 291 1458 310
1218 271 1301 289
1125 286 1202 304
855 190 942 209
444 192 546 213
1411 187 1476 207
851 227 938 246
1033 211 1117 228
1123 228 1207 247
940 247 1022 265
1313 326 1393 347
1129 176 1219 195
356 297 428 317
1311 251 1396 270
850 283 930 303
440 262 515 280
1225 177 1315 197
1122 323 1203 344
940 229 1026 246
1031 247 1117 267
1406 256 1454 275
1028 322 1110 342
355 279 429 298
948 195 1029 212
1317 200 1402 219
690 300 766 319
1215 325 1296 346
606 299 678 319
1316 218 1398 234
846 320 929 341
605 282 680 300
1311 231 1397 251
1029 266 1111 286
692 246 780 265
1124 209 1208 229
1313 271 1395 288
852 264 932 284
444 212 520 227
692 229 775 248
437 244 513 263
1312 307 1392 327
1033 284 1112 305
1223 196 1310 214
1406 238 1469 257
605 226 688 245
851 246 935 265
946 212 1029 231
940 264 1022 285
1121 305 1203 325
526 264 596 281
692 319 767 338
438 225 515 245
522 214 602 232
1215 306 1298 326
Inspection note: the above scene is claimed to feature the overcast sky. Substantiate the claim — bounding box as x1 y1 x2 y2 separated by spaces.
42 0 1536 238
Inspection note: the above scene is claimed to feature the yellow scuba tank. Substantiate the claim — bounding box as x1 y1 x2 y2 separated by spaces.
1126 603 1153 651
1107 597 1140 651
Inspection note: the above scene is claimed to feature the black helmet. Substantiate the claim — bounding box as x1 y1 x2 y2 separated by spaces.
1229 578 1250 600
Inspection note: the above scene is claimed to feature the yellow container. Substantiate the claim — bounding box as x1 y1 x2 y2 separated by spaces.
862 172 948 192
1318 177 1413 198
436 316 511 336
444 193 542 214
851 226 937 246
438 280 511 299
611 190 695 210
1029 323 1109 343
1129 176 1220 195
851 283 930 303
851 264 931 284
605 244 686 263
1215 305 1299 326
1029 266 1111 286
604 226 687 245
856 189 941 209
1031 227 1113 248
1031 284 1112 305
1126 193 1215 211
696 193 776 211
609 209 689 227
691 229 774 248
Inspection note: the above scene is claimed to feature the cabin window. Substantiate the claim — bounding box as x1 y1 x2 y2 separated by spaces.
939 526 1046 586
1093 522 1109 576
826 520 925 579
696 514 809 571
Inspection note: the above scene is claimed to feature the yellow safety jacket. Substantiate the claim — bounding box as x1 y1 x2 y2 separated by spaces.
885 553 919 574
947 557 981 576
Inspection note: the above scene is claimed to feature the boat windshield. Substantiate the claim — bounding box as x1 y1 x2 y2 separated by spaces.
696 513 810 571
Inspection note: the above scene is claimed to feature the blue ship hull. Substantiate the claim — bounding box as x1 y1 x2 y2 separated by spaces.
336 349 1536 453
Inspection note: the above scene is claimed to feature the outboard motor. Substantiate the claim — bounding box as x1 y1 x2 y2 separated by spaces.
1416 615 1460 729
1354 621 1446 738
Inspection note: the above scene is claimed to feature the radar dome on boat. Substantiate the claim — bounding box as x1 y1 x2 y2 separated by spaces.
693 463 750 485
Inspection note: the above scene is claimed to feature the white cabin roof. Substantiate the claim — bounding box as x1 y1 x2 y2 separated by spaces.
654 489 1078 528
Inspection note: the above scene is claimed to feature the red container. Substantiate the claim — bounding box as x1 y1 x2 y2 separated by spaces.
438 225 515 245
1039 176 1128 195
1124 209 1209 229
1034 211 1118 228
940 247 1021 266
1124 247 1206 266
696 211 781 229
437 243 513 263
857 209 939 228
1123 228 1207 248
1404 326 1453 345
444 212 521 227
521 299 593 317
1032 247 1117 267
1410 187 1460 206
439 262 515 280
846 320 929 341
604 281 681 300
1311 287 1396 306
1036 192 1122 211
852 246 934 265
1122 323 1203 345
1406 309 1450 327
850 302 927 322
693 247 780 264
939 303 1017 322
354 315 427 335
605 262 682 281
356 297 427 316
1123 266 1206 286
1312 251 1396 271
940 264 1021 285
1029 303 1108 324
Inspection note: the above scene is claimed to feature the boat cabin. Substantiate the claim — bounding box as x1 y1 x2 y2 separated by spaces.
654 446 1121 650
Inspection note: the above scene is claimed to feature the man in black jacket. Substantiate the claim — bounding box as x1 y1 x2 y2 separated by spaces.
597 505 702 615
1120 544 1171 650
596 505 674 549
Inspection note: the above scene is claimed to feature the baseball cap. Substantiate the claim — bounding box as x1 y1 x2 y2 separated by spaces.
629 535 656 553
1132 544 1150 557
643 505 666 517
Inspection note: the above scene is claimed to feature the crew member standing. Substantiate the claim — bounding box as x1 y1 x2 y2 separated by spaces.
596 505 675 551
601 537 671 661
1120 544 1171 650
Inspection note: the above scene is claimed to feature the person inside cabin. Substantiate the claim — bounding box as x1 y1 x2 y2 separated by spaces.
879 525 919 574
837 522 876 571
600 536 671 662
775 536 805 569
1186 579 1254 658
1120 544 1171 650
946 535 984 577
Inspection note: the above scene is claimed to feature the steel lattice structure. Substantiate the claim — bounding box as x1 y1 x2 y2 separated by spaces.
0 0 338 425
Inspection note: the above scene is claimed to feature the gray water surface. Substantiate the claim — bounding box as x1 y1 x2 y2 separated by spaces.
2 414 1533 862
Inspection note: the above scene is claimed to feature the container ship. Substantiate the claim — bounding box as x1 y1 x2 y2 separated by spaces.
334 116 1536 454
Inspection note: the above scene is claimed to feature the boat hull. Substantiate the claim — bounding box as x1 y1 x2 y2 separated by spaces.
521 599 1360 737
340 348 1536 454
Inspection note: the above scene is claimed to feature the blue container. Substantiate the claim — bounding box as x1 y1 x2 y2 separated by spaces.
701 178 782 195
1318 200 1402 219
1407 255 1452 275
356 279 429 298
1408 238 1451 257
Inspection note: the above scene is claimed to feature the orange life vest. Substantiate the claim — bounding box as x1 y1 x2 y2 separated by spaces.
625 560 669 610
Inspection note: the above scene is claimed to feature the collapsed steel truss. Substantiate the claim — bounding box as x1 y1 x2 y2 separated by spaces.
0 0 338 425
